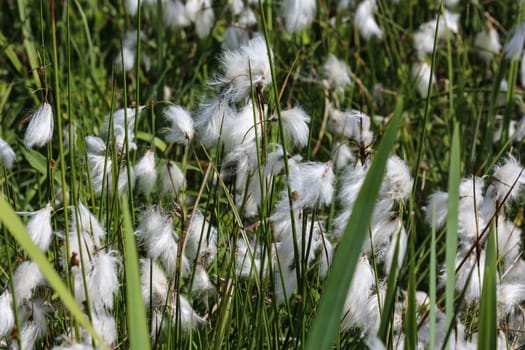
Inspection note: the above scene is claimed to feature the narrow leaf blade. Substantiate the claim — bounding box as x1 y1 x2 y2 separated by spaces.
305 97 403 350
121 196 151 350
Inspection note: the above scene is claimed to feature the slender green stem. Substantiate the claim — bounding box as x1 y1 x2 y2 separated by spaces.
50 0 76 337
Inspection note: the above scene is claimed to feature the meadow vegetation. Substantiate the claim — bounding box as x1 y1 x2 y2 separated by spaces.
1 0 525 349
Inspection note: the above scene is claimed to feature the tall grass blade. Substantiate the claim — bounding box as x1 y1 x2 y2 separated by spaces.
378 231 401 343
121 195 151 350
0 195 109 350
444 122 461 347
477 225 497 350
305 97 403 350
404 233 417 349
429 205 438 350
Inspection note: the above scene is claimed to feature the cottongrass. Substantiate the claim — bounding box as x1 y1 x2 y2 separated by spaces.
135 149 157 196
474 24 502 63
283 0 316 33
0 138 16 169
163 105 195 144
354 0 383 41
4 1 525 349
23 102 53 149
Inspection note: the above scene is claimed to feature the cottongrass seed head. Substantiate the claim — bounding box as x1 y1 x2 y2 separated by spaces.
354 0 383 41
0 291 14 337
163 0 191 28
474 25 501 63
163 105 194 144
217 35 272 101
0 137 16 168
87 251 121 310
140 259 169 307
323 54 352 90
159 160 186 197
504 22 525 61
279 107 311 148
289 161 335 209
185 0 215 38
23 102 54 149
283 0 316 33
13 261 46 304
135 149 157 196
25 202 54 253
412 60 435 98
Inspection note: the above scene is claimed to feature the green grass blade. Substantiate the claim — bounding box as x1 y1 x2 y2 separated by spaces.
429 205 438 350
477 225 497 350
404 234 417 349
305 96 403 350
378 231 401 342
0 195 109 350
444 122 461 346
121 196 151 350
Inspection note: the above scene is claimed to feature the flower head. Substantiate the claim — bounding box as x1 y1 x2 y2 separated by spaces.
172 294 206 331
283 0 316 33
381 156 413 201
189 264 214 294
412 60 435 98
164 0 191 28
25 203 54 253
279 107 311 148
185 211 217 265
289 161 335 209
23 102 54 149
102 106 145 153
0 137 16 169
481 156 525 219
332 141 355 169
323 54 352 90
217 35 272 102
504 22 525 61
135 149 157 196
87 251 121 310
195 97 236 148
185 0 215 38
327 107 373 145
475 26 501 63
83 312 117 346
140 259 168 307
0 291 14 337
355 0 383 41
159 160 186 198
72 202 106 243
222 101 262 152
13 261 45 304
163 105 194 144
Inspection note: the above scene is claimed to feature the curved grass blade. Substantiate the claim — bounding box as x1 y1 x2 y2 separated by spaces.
121 195 151 350
0 195 109 350
305 97 403 350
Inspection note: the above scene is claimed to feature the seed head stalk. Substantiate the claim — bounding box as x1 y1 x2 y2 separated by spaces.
50 0 77 339
258 2 302 314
